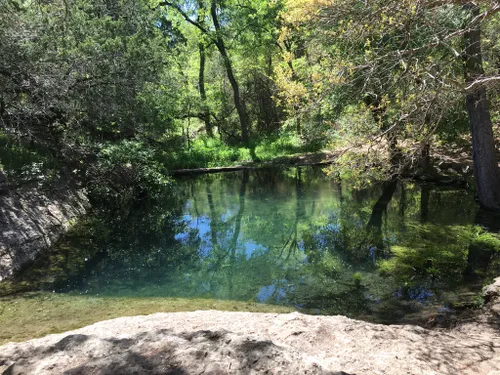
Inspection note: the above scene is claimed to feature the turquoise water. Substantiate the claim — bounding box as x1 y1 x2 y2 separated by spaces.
5 167 500 324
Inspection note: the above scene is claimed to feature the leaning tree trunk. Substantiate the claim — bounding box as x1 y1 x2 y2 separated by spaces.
210 0 249 145
366 179 398 252
464 3 500 209
363 93 399 165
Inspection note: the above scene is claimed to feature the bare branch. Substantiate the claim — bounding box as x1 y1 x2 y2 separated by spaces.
465 76 500 91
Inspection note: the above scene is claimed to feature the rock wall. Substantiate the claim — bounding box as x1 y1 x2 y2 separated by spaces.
0 185 89 281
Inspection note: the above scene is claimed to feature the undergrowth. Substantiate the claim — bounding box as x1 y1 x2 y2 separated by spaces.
161 133 323 170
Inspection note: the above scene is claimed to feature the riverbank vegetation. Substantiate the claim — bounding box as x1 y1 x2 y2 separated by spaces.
1 0 499 208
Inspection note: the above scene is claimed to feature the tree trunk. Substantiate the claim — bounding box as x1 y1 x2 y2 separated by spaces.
197 1 213 137
210 0 249 145
464 3 500 209
363 93 399 164
296 113 301 136
367 180 398 231
198 43 213 137
419 142 431 172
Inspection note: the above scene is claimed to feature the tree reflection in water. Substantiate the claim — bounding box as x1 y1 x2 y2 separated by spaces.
5 166 500 325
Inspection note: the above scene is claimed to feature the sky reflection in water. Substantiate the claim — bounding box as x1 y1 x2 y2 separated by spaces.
9 166 500 324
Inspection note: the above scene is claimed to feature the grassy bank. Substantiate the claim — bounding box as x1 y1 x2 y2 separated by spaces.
162 135 323 170
0 293 293 345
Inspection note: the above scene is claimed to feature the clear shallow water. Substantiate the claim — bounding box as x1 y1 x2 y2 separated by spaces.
4 167 500 324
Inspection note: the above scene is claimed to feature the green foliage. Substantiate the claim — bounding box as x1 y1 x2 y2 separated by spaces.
0 132 59 184
162 138 251 169
3 0 500 193
352 272 363 288
277 0 500 184
254 133 323 159
90 141 170 203
0 0 175 194
471 232 500 253
436 104 471 144
162 133 322 170
471 294 486 308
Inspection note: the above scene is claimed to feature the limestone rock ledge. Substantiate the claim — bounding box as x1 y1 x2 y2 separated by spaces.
0 185 89 281
1 293 500 375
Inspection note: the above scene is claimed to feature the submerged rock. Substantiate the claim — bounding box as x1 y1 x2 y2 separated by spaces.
0 185 89 281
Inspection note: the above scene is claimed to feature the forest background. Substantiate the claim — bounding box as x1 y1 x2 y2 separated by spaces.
1 0 500 208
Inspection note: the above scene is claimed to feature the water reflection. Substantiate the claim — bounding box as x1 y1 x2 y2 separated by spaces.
4 167 500 324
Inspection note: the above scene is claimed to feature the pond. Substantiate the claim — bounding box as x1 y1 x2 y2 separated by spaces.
3 166 500 325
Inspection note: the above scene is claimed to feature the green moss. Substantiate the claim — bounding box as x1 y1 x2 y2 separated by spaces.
376 225 473 282
0 293 293 345
378 255 413 277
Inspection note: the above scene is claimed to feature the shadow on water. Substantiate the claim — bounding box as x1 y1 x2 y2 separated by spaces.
3 166 500 326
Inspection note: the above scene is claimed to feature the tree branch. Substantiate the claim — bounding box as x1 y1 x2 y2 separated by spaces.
465 76 500 91
159 1 210 35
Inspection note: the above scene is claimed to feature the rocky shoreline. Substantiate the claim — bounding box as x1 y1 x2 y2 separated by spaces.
0 184 89 281
0 278 499 375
